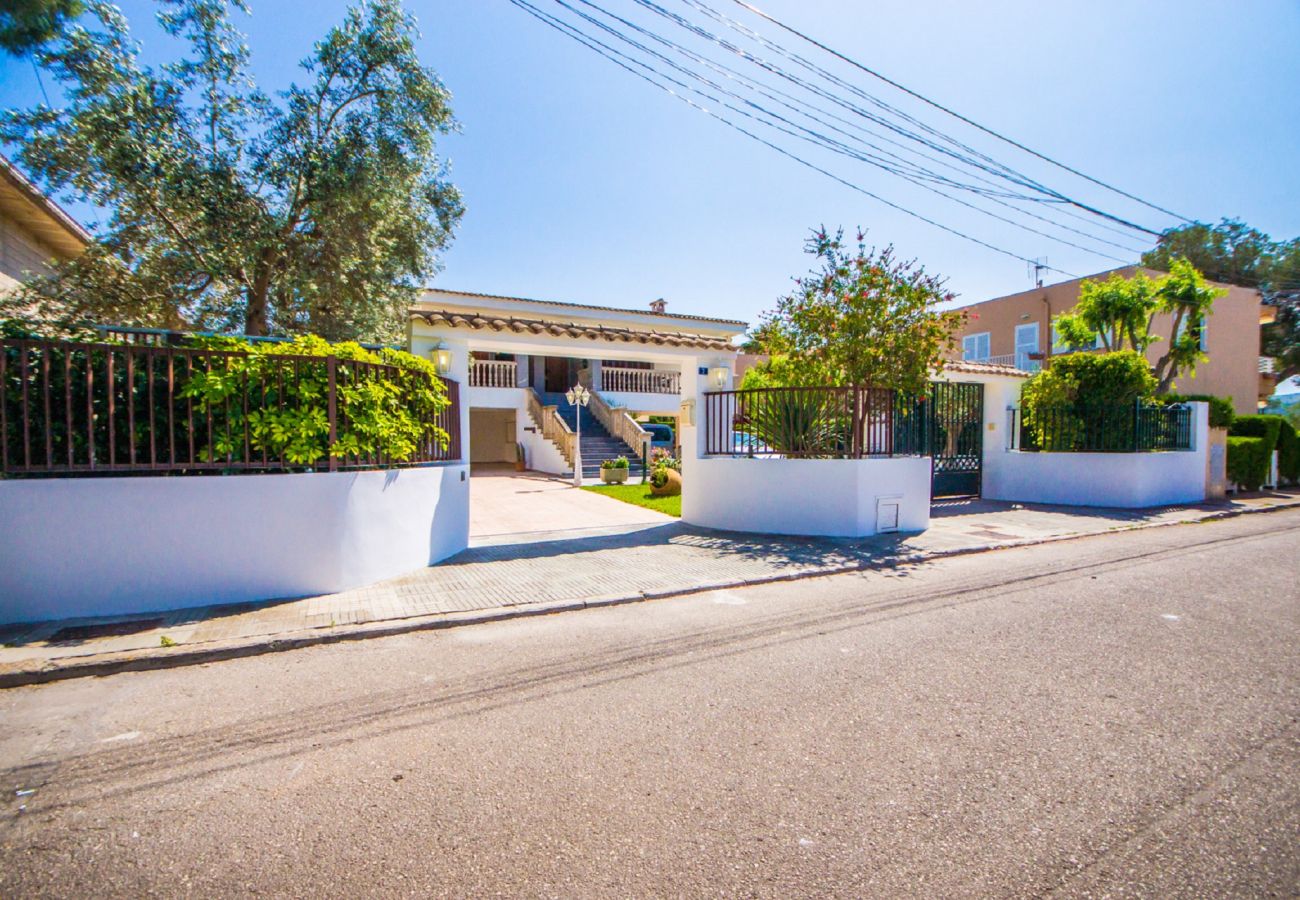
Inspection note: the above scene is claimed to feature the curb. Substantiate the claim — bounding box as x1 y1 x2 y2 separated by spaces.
3 498 1298 689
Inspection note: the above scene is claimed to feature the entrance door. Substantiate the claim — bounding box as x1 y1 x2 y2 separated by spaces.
928 381 983 498
544 357 571 393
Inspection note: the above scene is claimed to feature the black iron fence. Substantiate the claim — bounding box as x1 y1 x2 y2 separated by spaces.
1012 401 1192 453
1 338 461 477
703 386 926 458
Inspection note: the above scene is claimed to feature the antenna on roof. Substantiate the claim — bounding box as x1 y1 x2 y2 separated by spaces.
1028 258 1048 288
649 298 667 314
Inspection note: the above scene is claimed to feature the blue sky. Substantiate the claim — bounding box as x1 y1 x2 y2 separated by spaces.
2 0 1298 326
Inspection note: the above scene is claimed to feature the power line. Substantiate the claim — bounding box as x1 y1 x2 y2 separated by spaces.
655 0 1164 236
537 0 1138 261
507 0 1082 276
725 0 1193 225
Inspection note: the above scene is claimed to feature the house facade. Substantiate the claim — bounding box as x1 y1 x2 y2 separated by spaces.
0 155 89 295
950 266 1274 414
408 289 744 479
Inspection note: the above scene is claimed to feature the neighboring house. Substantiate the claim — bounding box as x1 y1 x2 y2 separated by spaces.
0 155 90 295
408 289 745 481
951 266 1275 414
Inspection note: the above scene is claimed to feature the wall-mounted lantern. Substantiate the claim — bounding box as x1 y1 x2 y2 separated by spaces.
433 346 453 375
708 365 730 389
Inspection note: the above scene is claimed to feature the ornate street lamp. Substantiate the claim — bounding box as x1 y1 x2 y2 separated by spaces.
565 384 590 486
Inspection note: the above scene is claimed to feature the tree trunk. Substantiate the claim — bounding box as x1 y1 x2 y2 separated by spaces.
244 267 272 337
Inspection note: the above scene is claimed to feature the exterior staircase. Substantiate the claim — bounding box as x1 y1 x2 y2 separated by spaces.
537 391 641 481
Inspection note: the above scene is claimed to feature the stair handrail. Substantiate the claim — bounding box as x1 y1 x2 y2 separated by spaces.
588 389 652 463
527 388 575 466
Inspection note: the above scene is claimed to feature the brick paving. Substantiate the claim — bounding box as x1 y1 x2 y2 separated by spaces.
2 488 1297 671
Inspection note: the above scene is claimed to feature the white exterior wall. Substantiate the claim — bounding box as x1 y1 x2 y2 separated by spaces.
986 402 1210 508
599 390 686 415
683 456 932 537
0 464 470 625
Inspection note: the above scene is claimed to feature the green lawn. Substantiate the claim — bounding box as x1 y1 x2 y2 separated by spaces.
582 482 681 517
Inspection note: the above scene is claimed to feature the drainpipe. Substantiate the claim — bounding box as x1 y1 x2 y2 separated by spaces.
1041 293 1052 365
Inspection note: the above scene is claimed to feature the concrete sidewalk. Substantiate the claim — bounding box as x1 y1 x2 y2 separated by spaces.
2 490 1297 685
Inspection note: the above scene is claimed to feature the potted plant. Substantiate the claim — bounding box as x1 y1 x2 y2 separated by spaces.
648 458 682 496
600 456 629 484
515 442 527 472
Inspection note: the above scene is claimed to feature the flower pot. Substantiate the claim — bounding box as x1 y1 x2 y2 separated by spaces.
601 467 628 484
648 466 681 496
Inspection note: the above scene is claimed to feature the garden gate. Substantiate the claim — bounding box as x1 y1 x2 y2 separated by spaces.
927 381 984 498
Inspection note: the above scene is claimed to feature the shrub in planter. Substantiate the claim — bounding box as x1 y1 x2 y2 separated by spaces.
1226 436 1269 490
600 456 629 483
649 464 682 496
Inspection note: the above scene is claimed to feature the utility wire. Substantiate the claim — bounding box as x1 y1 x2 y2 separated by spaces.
539 0 1138 261
567 0 1147 255
507 0 1081 276
653 0 1162 236
725 0 1193 224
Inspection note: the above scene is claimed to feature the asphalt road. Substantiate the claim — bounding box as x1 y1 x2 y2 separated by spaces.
2 510 1298 898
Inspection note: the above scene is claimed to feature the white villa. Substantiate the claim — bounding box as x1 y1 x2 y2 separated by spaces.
408 289 746 479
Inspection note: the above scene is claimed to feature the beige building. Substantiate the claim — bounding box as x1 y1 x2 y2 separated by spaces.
0 155 90 295
950 266 1275 414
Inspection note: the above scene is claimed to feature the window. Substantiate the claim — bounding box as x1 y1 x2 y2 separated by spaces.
1015 323 1039 370
962 332 990 361
1174 316 1208 351
1051 322 1102 354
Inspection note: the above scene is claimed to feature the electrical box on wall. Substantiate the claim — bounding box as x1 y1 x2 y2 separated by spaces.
876 496 901 533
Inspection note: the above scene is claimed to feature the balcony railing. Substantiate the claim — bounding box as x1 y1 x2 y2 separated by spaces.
469 359 518 388
601 366 680 395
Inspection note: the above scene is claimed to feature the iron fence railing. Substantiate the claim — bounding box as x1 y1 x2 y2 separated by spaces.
1011 401 1192 453
703 386 926 458
1 338 460 477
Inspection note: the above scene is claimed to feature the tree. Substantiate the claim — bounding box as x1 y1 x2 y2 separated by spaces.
1142 219 1274 289
748 228 963 394
1143 220 1300 380
0 0 83 54
1 0 463 342
1053 260 1223 393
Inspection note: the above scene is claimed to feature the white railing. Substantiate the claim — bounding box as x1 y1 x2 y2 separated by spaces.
601 366 680 395
526 389 574 466
1260 356 1276 374
588 390 652 462
470 359 518 388
981 354 1017 366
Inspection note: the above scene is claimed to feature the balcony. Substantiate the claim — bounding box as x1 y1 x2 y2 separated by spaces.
469 359 518 388
601 366 681 395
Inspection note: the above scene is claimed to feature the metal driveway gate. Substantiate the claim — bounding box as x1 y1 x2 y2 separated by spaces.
927 381 984 498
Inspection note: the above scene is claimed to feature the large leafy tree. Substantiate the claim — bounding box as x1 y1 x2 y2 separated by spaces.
0 0 83 53
1143 218 1300 380
745 228 962 394
1054 260 1223 393
1 0 463 342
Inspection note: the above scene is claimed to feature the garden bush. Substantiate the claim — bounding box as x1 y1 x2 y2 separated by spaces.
1158 393 1235 429
181 335 449 466
1277 419 1299 485
1226 436 1270 490
1019 351 1157 451
1228 414 1283 452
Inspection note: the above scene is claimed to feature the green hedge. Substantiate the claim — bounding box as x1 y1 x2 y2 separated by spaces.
1159 393 1235 429
1227 436 1270 490
1279 419 1299 486
1229 414 1282 451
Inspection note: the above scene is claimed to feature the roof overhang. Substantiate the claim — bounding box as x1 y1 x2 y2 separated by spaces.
417 288 747 338
0 156 91 259
411 308 738 353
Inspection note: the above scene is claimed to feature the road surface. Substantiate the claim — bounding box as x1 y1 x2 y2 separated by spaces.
2 509 1298 897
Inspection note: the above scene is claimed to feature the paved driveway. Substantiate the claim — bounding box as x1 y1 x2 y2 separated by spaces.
470 468 672 540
